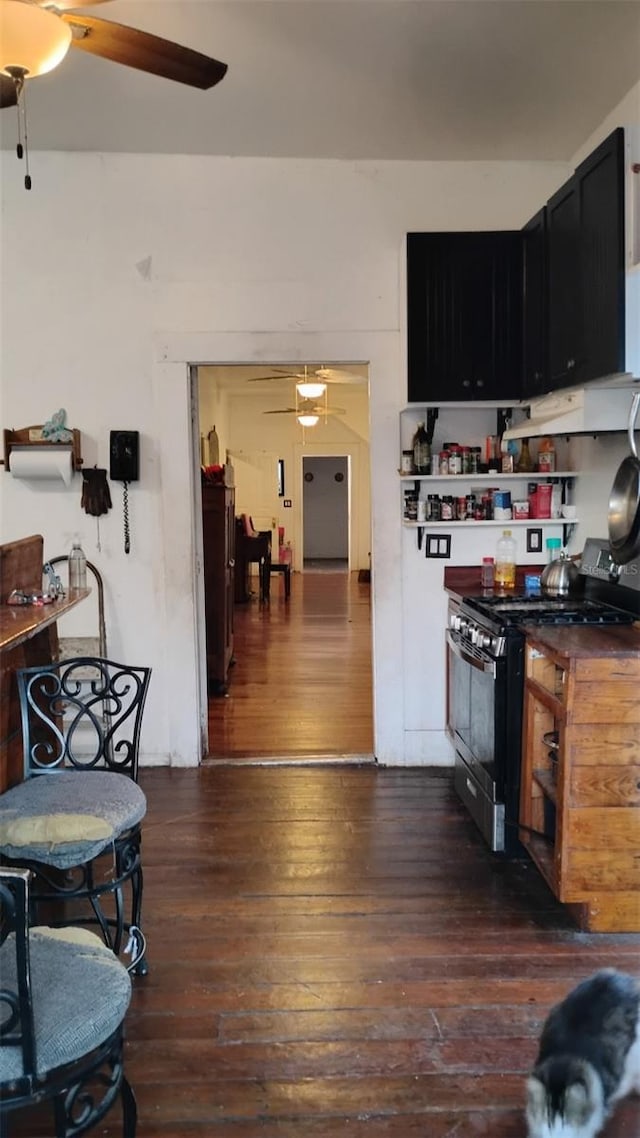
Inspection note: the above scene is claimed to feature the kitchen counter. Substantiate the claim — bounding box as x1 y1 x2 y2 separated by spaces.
525 622 640 658
444 565 544 601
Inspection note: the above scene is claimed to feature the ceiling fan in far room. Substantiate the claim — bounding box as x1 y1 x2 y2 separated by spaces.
248 366 367 388
0 0 228 184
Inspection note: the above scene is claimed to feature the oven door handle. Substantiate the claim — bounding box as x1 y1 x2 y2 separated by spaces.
447 631 496 677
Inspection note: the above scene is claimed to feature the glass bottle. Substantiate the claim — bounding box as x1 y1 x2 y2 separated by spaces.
69 542 87 589
495 530 516 589
412 422 431 475
516 437 534 473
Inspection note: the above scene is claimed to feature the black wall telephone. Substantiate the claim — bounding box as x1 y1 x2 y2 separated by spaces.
109 431 139 554
109 430 139 483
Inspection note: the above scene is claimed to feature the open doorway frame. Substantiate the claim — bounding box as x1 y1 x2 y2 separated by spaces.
153 330 405 768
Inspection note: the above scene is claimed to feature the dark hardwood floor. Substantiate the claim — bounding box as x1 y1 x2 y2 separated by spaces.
207 571 374 761
9 765 640 1136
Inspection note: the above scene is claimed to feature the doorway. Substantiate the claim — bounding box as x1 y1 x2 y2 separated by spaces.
303 455 349 570
196 362 373 762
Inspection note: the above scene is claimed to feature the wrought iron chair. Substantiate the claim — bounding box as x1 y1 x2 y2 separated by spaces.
0 658 151 974
0 867 136 1137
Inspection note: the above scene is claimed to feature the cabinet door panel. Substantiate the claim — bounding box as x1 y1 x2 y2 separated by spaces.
407 232 522 402
522 208 548 397
548 177 581 388
578 128 625 383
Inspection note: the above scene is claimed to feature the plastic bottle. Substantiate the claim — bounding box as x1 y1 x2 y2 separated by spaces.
495 530 516 589
412 422 431 474
69 542 87 589
481 557 495 589
537 436 556 473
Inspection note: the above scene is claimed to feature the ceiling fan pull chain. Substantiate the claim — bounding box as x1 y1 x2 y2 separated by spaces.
20 78 31 191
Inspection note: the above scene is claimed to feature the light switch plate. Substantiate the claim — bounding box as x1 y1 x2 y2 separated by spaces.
527 527 543 553
425 533 451 558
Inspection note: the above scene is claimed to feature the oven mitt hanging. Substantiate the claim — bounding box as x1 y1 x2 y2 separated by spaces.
81 468 112 516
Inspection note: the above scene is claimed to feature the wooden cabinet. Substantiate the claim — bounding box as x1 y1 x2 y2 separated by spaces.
407 232 523 403
546 127 625 391
519 625 640 932
201 485 235 694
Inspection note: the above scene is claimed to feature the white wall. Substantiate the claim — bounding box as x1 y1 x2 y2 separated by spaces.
2 147 627 767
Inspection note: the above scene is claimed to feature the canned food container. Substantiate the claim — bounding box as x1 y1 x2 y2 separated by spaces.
493 491 512 509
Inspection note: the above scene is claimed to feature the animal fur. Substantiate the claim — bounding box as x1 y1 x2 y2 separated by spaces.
526 969 640 1138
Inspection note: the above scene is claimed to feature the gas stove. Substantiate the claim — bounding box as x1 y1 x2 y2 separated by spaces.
454 537 639 655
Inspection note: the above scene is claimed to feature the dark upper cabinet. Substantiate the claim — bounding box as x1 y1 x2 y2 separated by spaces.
407 232 523 402
522 207 549 398
546 127 625 391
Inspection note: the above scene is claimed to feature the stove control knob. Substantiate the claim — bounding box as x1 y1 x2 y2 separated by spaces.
450 613 461 631
477 631 492 650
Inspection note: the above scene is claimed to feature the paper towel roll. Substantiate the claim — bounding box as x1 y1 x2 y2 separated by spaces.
10 447 74 487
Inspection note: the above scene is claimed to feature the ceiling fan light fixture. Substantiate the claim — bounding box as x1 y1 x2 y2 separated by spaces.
0 1 72 78
297 414 319 428
296 381 326 400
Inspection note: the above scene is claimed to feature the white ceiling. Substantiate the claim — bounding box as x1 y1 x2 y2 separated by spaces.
2 1 640 160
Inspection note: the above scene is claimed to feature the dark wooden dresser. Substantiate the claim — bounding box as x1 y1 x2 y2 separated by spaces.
201 484 235 694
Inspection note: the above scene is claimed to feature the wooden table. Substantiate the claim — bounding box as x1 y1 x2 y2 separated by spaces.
0 535 90 792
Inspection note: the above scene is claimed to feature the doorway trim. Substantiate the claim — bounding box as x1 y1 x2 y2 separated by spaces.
154 329 405 768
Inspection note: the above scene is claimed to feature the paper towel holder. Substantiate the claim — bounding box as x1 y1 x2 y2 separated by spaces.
3 425 83 474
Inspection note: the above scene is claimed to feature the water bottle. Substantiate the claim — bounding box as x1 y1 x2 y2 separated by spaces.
68 542 87 589
495 530 516 589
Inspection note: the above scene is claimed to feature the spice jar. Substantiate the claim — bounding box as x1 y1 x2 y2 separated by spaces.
439 450 450 475
470 447 482 474
440 496 454 520
481 557 495 589
448 446 462 475
461 446 471 474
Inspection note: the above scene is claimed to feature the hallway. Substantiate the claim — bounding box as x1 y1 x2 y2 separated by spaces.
207 570 374 762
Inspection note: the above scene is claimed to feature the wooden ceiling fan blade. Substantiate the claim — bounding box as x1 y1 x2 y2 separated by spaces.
41 1 112 9
0 74 18 108
62 15 228 89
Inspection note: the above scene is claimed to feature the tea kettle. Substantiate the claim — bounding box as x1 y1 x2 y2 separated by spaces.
540 551 580 597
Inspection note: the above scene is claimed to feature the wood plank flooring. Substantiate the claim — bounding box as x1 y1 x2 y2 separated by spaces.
8 765 640 1137
207 571 374 761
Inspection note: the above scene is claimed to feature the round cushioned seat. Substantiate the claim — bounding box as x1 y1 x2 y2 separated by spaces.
0 771 146 870
0 925 132 1082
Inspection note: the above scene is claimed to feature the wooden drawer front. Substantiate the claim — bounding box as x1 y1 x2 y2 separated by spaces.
562 847 640 895
567 725 640 766
575 657 640 682
570 682 640 723
569 766 640 808
567 807 640 850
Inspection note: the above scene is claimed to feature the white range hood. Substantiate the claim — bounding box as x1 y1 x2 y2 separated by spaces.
502 378 640 440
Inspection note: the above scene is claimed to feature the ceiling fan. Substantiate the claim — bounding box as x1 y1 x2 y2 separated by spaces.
264 399 346 418
248 366 367 387
0 0 228 110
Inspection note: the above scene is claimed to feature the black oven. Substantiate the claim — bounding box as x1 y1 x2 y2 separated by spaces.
447 604 524 854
